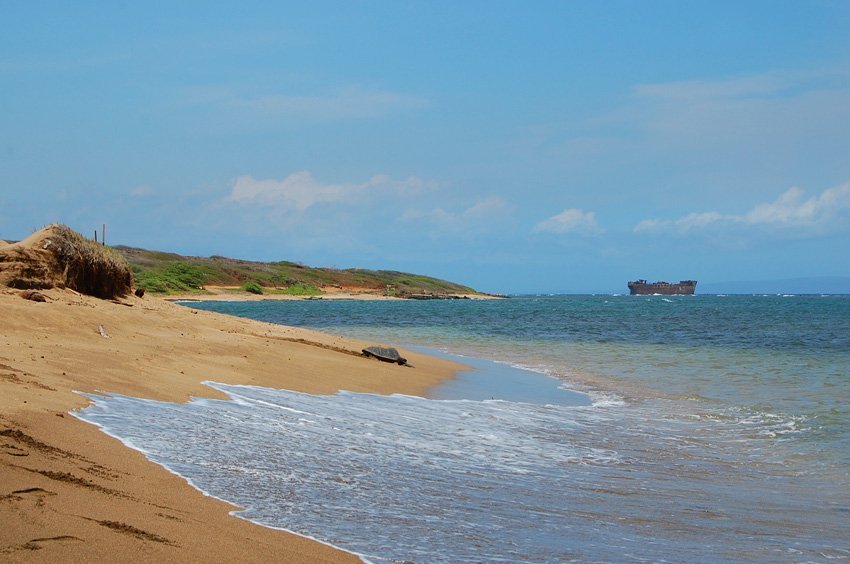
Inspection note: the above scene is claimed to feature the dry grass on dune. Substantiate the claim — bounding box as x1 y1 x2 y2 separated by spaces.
0 224 133 298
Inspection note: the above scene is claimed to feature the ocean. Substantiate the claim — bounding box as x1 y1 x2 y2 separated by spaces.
75 295 850 562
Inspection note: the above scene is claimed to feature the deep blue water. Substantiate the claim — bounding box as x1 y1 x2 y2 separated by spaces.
77 295 850 562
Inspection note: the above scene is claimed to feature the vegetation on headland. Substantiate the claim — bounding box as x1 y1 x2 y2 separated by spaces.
116 245 481 297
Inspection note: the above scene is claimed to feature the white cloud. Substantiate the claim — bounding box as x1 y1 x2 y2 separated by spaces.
399 208 449 223
635 182 850 235
633 74 789 102
605 67 850 181
634 211 724 233
130 185 154 198
189 86 429 121
534 208 601 236
743 185 850 226
227 172 433 211
228 172 344 210
461 196 511 220
399 197 513 233
236 87 429 119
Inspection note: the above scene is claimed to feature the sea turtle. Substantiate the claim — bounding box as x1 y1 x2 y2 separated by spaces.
362 346 408 366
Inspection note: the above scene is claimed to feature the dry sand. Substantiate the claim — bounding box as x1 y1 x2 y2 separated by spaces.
0 287 463 562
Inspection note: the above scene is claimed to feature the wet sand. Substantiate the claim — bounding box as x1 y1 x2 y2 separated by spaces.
161 284 500 302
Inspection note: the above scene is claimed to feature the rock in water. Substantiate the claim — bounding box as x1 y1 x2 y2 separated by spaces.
362 346 407 365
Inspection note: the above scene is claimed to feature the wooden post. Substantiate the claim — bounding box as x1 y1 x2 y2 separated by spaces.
102 224 106 246
94 230 98 243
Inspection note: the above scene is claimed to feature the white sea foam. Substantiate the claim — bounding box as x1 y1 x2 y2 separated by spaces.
72 378 845 562
586 390 628 408
72 390 373 562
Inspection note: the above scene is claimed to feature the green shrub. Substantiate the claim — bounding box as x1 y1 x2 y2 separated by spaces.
285 283 321 295
242 281 264 294
266 282 322 296
133 261 210 294
133 271 172 294
163 263 208 289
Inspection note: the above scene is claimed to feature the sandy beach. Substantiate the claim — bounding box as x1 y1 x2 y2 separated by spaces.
160 285 500 302
0 286 462 562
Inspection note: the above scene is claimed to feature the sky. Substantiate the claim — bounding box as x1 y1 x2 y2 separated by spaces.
2 2 850 294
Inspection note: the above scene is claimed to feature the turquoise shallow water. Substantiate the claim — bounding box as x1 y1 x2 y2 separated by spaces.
77 295 850 561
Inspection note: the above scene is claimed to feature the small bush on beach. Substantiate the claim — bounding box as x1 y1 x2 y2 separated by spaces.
242 281 264 295
133 262 211 294
269 282 322 296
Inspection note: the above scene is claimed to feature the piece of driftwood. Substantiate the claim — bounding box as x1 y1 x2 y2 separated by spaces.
20 290 48 302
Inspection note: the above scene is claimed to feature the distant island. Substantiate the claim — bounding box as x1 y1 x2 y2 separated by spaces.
697 277 850 295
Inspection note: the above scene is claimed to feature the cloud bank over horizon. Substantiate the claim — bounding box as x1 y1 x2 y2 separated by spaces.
635 182 850 237
227 172 432 211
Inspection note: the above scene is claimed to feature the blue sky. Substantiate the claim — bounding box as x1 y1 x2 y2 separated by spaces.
2 2 849 293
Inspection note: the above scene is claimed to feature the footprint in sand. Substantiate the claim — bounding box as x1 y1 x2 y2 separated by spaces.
20 535 83 551
0 487 57 507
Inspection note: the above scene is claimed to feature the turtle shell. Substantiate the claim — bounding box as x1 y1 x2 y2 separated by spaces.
362 346 407 365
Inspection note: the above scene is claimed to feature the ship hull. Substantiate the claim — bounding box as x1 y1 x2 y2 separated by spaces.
628 280 697 295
